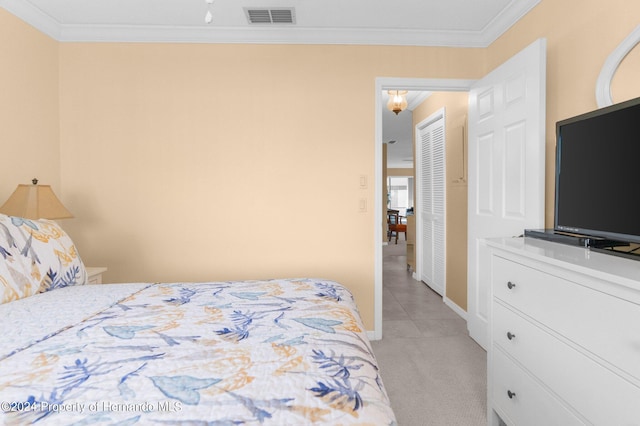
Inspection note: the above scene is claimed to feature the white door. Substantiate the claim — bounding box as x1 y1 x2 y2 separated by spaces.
416 109 446 296
467 38 547 349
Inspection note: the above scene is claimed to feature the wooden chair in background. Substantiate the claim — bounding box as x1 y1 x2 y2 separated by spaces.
387 210 407 244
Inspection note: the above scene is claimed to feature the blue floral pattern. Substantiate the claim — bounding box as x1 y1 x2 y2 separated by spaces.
0 214 87 304
0 279 396 425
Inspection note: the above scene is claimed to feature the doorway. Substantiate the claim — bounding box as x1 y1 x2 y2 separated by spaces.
373 78 475 340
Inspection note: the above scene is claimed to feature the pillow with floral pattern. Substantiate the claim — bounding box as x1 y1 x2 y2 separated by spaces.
0 216 39 303
0 214 87 303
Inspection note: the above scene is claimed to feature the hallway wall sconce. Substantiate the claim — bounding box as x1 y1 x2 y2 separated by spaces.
387 90 408 115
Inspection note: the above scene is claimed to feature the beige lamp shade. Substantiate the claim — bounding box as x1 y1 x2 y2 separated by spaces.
0 180 73 220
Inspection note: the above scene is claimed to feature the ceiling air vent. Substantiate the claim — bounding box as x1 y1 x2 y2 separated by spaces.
245 8 295 24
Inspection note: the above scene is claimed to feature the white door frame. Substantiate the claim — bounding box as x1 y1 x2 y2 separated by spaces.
373 77 475 340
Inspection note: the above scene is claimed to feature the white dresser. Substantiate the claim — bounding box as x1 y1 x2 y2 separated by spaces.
486 237 640 426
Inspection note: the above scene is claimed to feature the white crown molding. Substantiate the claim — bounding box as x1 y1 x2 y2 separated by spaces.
0 0 60 39
479 0 541 45
53 25 499 47
596 24 640 108
1 0 540 47
407 92 432 111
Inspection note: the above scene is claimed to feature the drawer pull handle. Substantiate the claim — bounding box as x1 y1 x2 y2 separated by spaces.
507 390 516 399
507 281 516 289
507 332 516 340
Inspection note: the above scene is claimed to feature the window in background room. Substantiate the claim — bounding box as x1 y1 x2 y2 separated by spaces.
387 176 414 217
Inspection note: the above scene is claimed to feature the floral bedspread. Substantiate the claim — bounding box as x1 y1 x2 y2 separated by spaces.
0 279 396 425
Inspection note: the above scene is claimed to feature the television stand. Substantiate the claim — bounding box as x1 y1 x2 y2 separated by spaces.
524 229 630 249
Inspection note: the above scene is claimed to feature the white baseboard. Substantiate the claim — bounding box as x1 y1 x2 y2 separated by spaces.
444 296 467 320
367 330 380 341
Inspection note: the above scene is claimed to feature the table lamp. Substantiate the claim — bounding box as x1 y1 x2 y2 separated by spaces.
0 178 73 220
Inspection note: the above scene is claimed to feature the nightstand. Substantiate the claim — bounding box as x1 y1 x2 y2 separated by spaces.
86 267 107 284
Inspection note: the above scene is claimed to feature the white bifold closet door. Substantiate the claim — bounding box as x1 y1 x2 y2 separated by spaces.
416 109 445 296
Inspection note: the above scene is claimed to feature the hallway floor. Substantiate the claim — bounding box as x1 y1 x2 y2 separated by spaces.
371 240 487 425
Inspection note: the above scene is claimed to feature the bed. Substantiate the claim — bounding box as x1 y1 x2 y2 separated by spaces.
0 214 396 425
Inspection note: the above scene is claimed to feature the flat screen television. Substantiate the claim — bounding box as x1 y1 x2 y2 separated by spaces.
555 96 640 245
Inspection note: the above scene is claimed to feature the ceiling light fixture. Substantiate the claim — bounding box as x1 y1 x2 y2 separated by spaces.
387 90 408 115
205 0 214 24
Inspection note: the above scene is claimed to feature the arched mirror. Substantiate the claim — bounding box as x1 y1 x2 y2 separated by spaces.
596 25 640 107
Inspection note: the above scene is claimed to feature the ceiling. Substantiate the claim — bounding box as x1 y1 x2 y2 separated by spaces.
1 0 540 46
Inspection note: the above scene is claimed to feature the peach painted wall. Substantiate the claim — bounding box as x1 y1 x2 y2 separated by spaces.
0 9 59 199
57 43 484 328
487 0 640 227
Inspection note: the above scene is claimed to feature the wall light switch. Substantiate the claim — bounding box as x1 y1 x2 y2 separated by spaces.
359 175 368 189
359 198 367 212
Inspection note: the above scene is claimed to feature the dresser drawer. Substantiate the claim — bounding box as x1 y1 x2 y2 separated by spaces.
492 300 640 425
492 347 584 426
492 254 640 383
